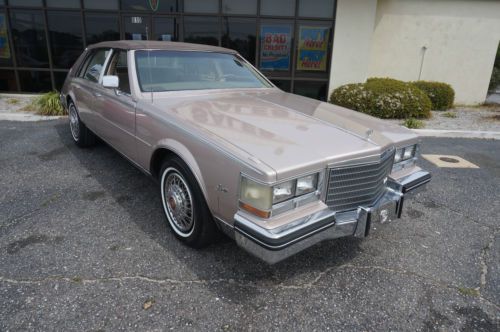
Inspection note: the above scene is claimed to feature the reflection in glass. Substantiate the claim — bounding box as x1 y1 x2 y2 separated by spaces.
121 0 180 12
84 0 118 10
18 70 51 92
9 0 42 6
293 80 328 101
261 0 295 16
184 0 218 13
222 17 256 64
153 17 178 41
85 14 120 45
54 71 69 90
124 16 148 40
222 0 257 14
271 79 291 92
47 11 84 69
10 10 49 68
46 0 80 8
184 16 219 46
298 0 335 18
0 11 12 66
0 70 17 91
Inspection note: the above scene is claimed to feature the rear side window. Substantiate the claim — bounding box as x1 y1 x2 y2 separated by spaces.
79 48 111 83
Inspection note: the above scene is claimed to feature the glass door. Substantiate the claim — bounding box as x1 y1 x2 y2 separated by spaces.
123 15 151 40
152 16 179 41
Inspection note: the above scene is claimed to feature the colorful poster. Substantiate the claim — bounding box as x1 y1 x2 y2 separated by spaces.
297 26 330 71
260 25 292 71
0 14 10 59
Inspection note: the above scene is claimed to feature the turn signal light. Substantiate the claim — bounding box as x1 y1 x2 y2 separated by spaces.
239 202 271 218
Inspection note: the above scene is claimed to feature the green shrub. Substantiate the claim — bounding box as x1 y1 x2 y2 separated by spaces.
489 66 500 91
402 118 425 129
411 81 455 111
442 111 457 118
329 77 432 119
33 91 65 116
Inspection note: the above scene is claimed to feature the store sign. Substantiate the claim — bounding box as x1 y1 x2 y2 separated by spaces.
149 0 159 11
260 25 291 71
0 14 10 59
297 26 330 71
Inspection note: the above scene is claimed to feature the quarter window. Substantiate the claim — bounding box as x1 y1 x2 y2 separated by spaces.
80 49 110 83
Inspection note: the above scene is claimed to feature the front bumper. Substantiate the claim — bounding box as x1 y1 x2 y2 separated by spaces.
234 170 431 264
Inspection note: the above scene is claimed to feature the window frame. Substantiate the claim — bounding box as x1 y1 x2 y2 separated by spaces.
79 47 112 83
105 48 132 95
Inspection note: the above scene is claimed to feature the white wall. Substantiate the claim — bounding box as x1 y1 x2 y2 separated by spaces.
368 0 500 104
328 0 378 98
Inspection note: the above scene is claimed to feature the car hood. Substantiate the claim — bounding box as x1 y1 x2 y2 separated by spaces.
150 89 417 180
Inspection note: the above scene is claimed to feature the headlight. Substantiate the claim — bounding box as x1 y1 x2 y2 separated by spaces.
394 144 418 164
239 172 321 218
239 177 272 216
296 173 318 196
273 180 295 204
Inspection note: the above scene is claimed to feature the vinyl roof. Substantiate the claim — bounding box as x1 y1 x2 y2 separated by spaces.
87 40 237 54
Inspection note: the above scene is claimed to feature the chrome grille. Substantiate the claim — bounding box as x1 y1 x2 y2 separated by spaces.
326 151 394 211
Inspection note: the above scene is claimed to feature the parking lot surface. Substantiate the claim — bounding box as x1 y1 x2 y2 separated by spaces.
0 119 499 331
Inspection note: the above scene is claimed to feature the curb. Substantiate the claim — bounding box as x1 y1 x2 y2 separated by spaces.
0 113 66 122
412 129 500 140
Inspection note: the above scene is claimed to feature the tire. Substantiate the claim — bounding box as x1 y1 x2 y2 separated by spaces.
68 100 96 148
159 156 218 248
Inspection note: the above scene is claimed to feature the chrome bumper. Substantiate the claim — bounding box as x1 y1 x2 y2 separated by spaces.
234 170 431 264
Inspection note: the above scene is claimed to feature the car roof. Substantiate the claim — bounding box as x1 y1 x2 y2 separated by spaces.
87 40 237 54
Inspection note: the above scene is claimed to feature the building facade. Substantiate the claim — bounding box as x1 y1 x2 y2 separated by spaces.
0 0 336 101
0 0 499 104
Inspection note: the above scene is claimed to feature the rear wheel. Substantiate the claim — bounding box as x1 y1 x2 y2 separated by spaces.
160 157 218 248
68 101 96 148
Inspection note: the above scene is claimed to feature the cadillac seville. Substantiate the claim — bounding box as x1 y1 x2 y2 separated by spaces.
60 41 431 264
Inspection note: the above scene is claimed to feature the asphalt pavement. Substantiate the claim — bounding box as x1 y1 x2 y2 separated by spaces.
0 119 498 331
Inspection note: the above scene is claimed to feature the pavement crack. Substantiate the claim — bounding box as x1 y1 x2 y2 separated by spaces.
0 194 61 232
335 263 500 310
479 231 496 293
414 197 498 231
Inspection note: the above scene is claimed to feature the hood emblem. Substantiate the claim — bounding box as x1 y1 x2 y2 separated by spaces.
365 128 374 140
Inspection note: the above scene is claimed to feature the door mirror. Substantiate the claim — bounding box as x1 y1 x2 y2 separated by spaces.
102 75 119 88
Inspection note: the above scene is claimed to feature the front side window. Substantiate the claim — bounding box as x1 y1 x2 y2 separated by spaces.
107 50 131 94
135 51 272 92
80 48 110 83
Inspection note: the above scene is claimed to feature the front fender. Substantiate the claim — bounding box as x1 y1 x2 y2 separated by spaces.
153 138 209 209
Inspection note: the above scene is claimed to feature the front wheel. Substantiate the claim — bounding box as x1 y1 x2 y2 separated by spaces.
68 101 96 148
160 157 218 248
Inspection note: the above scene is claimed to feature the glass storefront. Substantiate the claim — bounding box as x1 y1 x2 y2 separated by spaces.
0 0 336 100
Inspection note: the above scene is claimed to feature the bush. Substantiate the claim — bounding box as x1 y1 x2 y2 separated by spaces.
411 81 455 110
402 118 425 129
32 91 65 116
489 66 500 92
329 77 432 119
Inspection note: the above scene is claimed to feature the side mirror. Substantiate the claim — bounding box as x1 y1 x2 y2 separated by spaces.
102 75 119 89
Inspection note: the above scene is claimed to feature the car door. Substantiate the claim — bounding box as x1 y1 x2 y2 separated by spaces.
94 49 137 160
71 48 112 132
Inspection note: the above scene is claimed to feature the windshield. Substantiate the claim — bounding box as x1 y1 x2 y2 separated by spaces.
135 50 273 92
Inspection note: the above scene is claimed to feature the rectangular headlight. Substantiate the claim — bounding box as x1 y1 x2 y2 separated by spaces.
394 144 418 164
296 173 318 196
273 180 295 204
239 177 272 212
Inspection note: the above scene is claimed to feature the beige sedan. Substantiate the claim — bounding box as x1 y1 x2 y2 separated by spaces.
60 41 431 264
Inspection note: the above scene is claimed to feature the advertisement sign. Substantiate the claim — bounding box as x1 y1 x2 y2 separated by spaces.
0 14 10 59
297 26 330 71
260 25 291 71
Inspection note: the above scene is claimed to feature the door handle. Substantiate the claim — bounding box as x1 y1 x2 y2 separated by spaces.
93 92 102 97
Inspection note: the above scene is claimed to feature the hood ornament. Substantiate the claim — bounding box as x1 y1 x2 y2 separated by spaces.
365 128 374 140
